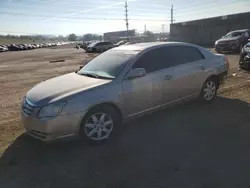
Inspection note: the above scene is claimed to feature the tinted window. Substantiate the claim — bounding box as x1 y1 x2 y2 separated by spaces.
168 46 204 66
132 46 204 73
132 47 172 73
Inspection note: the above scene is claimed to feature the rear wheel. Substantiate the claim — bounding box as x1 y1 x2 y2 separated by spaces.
80 105 121 143
200 78 218 102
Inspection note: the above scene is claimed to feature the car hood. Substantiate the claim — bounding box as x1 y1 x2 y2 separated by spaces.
216 36 241 43
26 72 112 106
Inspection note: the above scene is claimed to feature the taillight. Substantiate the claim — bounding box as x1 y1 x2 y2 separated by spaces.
223 56 229 68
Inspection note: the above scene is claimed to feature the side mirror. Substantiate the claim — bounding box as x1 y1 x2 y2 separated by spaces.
127 68 146 79
248 39 250 41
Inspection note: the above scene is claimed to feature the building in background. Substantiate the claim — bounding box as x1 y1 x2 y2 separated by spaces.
103 30 136 42
170 12 250 46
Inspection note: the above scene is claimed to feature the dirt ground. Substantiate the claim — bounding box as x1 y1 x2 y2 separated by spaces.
0 45 249 188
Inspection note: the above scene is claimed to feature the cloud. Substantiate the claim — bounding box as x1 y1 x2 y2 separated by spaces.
42 0 136 22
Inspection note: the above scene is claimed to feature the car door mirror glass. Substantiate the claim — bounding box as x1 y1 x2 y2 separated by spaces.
127 68 146 79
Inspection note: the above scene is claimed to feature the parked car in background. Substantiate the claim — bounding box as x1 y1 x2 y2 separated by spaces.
0 45 8 52
215 29 250 53
8 44 20 51
86 41 114 53
239 40 250 70
114 40 127 47
21 42 228 143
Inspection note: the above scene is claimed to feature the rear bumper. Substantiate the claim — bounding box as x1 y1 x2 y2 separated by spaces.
218 71 228 84
239 61 250 69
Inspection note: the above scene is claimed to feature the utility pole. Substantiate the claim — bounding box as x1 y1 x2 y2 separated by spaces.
144 24 147 33
161 24 165 33
170 5 174 24
125 1 129 40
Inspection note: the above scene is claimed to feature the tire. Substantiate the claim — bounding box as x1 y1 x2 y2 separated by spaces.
200 78 218 102
79 105 121 144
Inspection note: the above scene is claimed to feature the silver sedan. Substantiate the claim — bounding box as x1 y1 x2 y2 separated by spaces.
21 42 229 143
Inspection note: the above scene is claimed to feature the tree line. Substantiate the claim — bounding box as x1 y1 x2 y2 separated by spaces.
68 33 103 41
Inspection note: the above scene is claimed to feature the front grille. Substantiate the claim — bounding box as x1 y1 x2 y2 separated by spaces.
22 98 36 115
27 129 48 139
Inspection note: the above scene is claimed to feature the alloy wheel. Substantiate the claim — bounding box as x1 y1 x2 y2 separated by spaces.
203 80 216 101
84 113 113 141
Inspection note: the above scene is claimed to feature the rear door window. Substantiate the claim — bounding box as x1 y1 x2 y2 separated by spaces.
168 46 205 66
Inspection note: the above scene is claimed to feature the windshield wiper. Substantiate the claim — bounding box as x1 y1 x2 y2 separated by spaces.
78 72 114 80
78 72 100 78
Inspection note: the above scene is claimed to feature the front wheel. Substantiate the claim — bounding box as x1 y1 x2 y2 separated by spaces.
80 106 121 143
200 78 218 102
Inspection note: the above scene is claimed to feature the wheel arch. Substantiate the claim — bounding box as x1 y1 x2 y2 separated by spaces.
81 102 123 124
206 74 219 88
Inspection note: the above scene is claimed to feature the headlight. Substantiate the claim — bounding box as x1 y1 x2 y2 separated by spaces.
37 101 67 118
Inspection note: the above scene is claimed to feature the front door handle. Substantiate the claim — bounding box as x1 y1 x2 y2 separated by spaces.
164 75 173 80
200 66 205 70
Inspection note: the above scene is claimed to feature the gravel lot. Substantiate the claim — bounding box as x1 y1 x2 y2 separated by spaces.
0 45 249 188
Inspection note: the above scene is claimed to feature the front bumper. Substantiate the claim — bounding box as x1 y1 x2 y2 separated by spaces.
239 52 250 69
86 47 92 52
21 110 86 141
239 60 250 69
215 43 239 52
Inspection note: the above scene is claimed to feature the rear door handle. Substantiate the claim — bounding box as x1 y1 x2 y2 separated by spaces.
164 75 173 80
200 66 205 70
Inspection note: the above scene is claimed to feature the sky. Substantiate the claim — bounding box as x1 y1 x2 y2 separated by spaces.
0 0 250 36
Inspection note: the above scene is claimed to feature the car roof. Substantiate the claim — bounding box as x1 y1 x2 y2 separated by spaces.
111 42 199 52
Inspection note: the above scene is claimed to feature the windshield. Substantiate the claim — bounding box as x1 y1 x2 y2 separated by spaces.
88 42 98 47
78 50 137 79
224 31 244 38
116 41 125 45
